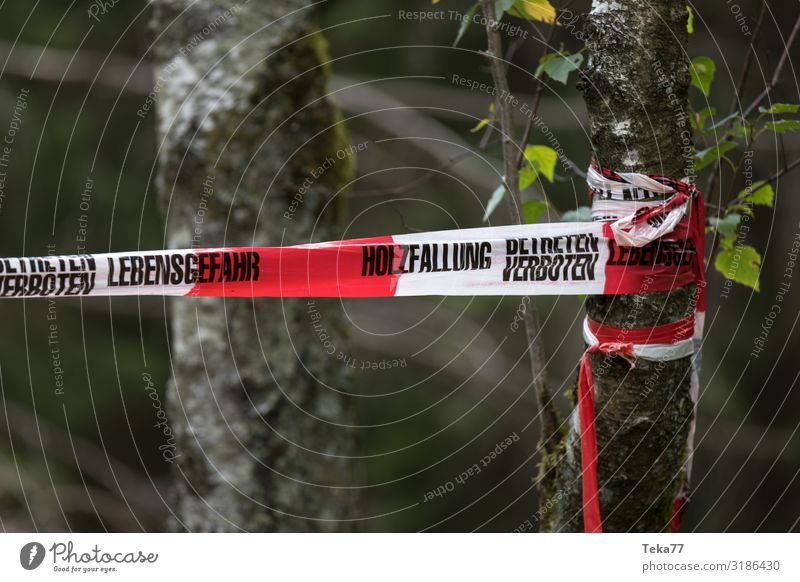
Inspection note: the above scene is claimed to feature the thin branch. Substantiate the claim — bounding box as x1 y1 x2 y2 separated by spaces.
728 2 767 116
720 43 775 209
766 157 800 185
480 0 560 451
514 21 558 171
479 24 529 157
503 35 527 70
703 1 767 199
395 209 426 233
481 1 522 218
742 12 800 118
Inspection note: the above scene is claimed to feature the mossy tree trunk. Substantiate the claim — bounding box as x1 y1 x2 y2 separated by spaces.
150 0 356 532
539 0 696 532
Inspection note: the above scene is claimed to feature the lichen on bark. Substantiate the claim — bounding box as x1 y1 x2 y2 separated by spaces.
150 0 357 531
540 0 696 532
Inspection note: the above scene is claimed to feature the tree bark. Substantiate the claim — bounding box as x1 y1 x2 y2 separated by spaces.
540 0 695 532
150 0 356 531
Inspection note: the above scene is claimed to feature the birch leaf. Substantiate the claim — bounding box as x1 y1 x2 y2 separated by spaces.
690 56 716 96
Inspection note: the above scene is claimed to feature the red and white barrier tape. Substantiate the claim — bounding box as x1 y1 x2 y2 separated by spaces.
0 162 705 533
0 220 698 300
578 315 696 532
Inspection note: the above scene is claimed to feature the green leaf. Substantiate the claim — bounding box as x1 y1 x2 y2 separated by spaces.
694 141 737 170
519 145 557 189
535 51 584 85
483 184 507 222
470 102 493 132
687 5 694 34
519 167 537 190
758 103 800 114
561 206 593 222
690 56 716 96
727 203 754 217
511 0 556 23
522 199 548 223
715 245 762 291
764 120 800 134
727 120 751 139
495 0 515 19
453 2 479 47
741 181 774 207
708 213 740 246
471 117 490 133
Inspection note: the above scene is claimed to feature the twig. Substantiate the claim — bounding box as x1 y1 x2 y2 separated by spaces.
480 0 560 451
720 42 776 210
503 35 527 71
742 12 800 118
514 20 558 171
703 1 767 199
766 157 800 185
481 1 523 218
395 209 426 233
706 10 799 204
480 30 529 152
728 2 767 116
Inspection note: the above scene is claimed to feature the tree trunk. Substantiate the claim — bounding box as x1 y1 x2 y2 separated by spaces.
150 0 356 532
540 0 695 532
